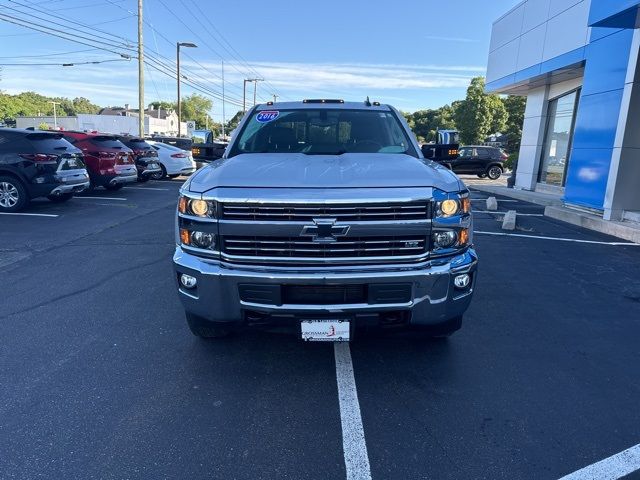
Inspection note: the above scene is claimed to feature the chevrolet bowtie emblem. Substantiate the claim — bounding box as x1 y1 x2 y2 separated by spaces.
301 218 350 243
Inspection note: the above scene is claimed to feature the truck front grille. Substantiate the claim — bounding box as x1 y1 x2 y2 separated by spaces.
221 236 427 260
221 202 431 221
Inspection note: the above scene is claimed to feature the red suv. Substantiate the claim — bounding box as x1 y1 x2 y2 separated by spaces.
62 132 138 190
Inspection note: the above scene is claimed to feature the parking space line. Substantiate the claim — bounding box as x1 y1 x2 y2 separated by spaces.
0 212 59 218
334 343 372 480
558 443 640 479
75 197 127 201
475 231 640 246
124 187 169 191
473 210 544 217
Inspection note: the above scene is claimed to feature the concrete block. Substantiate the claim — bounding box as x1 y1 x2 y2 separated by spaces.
502 210 517 231
486 197 498 211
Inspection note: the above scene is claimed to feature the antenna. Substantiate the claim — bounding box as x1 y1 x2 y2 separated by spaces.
364 96 372 107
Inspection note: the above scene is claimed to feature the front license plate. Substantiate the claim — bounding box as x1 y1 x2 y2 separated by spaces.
301 320 350 342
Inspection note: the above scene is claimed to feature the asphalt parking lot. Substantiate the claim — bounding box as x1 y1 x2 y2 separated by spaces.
1 177 639 480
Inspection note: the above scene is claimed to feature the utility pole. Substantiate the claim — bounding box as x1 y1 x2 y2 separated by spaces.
253 78 263 106
49 101 60 129
177 42 197 137
243 78 264 111
221 60 226 138
137 0 144 138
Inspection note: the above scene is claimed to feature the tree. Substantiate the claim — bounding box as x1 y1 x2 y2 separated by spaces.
402 105 457 143
225 110 244 133
180 93 213 129
454 77 507 144
502 95 526 153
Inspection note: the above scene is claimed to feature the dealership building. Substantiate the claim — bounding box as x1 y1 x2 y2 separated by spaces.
487 0 640 224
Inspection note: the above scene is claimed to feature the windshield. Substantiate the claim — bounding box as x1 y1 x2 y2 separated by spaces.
230 108 417 157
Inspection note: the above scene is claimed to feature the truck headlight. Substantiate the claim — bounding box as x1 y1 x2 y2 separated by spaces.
178 196 216 218
432 228 470 249
433 230 457 248
180 228 217 250
436 195 470 217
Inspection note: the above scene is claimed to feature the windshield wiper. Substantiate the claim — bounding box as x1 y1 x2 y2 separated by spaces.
302 149 347 156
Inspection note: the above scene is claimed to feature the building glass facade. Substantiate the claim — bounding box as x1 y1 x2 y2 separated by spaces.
538 90 580 187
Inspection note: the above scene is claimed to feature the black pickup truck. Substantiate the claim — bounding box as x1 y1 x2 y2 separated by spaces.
191 131 228 163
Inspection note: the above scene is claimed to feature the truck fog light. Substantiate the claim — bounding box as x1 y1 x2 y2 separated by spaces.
433 230 457 248
180 274 197 289
191 231 215 249
454 274 471 289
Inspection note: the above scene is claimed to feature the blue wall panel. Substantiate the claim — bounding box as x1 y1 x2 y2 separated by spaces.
589 0 640 26
563 26 634 209
564 148 614 209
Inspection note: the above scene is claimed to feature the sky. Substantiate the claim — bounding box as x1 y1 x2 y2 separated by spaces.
0 0 518 122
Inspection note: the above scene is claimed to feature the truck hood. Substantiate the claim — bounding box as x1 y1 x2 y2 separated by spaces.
188 153 461 193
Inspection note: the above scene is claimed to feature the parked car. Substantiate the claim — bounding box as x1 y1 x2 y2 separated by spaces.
62 132 138 191
174 99 477 340
0 128 90 212
114 136 162 182
146 140 197 180
148 135 193 151
438 146 507 180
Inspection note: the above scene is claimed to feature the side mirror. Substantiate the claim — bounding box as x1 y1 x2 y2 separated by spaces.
421 144 435 159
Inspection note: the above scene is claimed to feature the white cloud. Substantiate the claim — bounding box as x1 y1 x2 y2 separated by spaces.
188 60 485 92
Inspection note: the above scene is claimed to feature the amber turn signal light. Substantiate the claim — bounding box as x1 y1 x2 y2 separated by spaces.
458 228 469 246
180 228 190 245
178 196 187 214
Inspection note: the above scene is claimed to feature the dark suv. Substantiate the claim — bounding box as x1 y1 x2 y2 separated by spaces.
115 136 161 182
0 128 90 212
440 146 507 180
62 132 138 191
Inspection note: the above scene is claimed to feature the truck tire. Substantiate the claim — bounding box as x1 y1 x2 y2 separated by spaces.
186 312 232 339
0 175 29 212
104 183 124 191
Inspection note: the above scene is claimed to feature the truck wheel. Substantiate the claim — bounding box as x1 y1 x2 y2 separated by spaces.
104 183 124 191
0 175 28 212
477 173 487 179
186 312 232 339
487 165 503 180
47 193 74 203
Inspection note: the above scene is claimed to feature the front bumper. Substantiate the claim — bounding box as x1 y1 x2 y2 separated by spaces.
173 247 478 329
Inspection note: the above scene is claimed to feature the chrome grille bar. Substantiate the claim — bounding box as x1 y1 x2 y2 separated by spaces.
221 202 431 221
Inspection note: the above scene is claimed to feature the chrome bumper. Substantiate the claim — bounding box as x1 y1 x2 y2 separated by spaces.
49 180 90 196
110 174 138 186
173 247 478 327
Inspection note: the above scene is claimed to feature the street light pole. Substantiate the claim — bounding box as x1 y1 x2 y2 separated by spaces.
176 42 197 137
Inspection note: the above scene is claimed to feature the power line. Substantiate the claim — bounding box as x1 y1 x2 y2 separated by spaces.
0 58 131 66
156 0 272 102
187 0 284 100
0 13 134 58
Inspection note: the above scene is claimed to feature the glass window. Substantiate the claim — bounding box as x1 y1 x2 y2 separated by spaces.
230 109 417 157
538 90 580 186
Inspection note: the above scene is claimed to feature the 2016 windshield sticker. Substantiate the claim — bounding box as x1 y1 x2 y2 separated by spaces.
256 111 280 123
